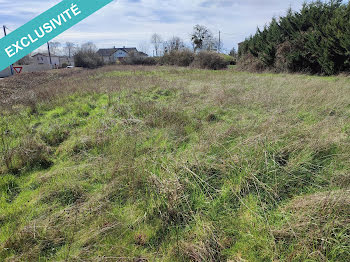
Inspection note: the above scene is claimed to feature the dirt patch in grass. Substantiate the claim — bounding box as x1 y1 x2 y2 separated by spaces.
0 69 84 108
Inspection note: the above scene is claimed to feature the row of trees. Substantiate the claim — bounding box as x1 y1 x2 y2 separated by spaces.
149 25 226 56
33 24 234 59
150 34 186 56
238 0 350 75
28 24 236 69
34 41 97 58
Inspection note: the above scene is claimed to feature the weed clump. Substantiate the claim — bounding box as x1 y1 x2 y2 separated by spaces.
40 125 70 147
274 190 350 261
2 224 66 260
1 137 53 175
0 175 20 203
237 145 335 205
148 174 188 225
178 222 224 262
42 185 86 206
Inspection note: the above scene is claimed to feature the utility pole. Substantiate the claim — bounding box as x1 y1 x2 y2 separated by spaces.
47 42 52 66
3 25 14 75
218 30 221 53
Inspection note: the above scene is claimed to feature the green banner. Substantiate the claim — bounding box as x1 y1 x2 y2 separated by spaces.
0 0 114 72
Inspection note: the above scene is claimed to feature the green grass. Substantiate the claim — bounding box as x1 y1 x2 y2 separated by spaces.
0 66 349 261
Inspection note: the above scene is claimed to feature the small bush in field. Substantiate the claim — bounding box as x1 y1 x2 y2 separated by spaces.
74 50 104 69
191 51 228 70
159 50 195 67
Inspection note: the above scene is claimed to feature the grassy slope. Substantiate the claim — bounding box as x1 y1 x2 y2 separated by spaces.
0 66 349 261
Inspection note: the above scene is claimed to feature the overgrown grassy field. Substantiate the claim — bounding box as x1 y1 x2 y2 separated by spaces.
0 66 349 261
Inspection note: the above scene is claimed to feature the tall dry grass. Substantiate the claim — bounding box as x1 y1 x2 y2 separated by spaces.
0 66 349 261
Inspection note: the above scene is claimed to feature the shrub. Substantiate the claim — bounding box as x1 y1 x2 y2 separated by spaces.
159 50 195 67
191 51 228 70
74 50 104 69
237 53 267 72
220 54 236 65
122 52 157 65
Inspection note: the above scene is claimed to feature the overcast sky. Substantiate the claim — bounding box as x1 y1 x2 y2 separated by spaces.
0 0 310 54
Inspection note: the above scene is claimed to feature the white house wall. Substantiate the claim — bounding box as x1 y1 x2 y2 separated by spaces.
49 57 60 67
34 55 59 66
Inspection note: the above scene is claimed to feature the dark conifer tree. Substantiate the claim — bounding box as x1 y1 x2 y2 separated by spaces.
238 0 350 75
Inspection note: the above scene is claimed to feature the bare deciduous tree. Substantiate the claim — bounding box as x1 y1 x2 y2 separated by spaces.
205 36 220 52
65 42 76 57
80 42 97 52
17 54 32 65
49 42 61 55
163 36 185 53
151 33 163 56
138 41 150 55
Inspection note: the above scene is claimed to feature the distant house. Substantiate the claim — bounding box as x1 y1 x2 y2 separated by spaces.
32 53 60 68
97 47 148 63
32 53 75 68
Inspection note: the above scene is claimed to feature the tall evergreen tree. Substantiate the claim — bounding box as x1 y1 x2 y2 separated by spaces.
238 0 350 75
